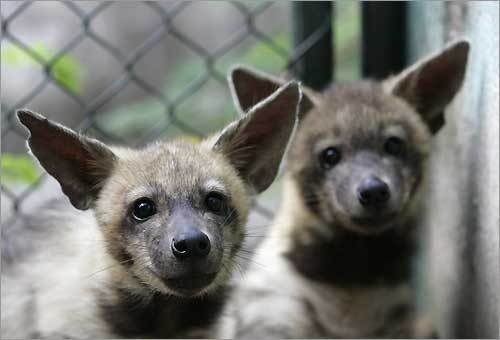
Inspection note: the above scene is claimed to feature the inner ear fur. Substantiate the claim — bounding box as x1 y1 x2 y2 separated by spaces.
213 81 301 193
228 65 317 119
17 109 116 210
384 40 470 133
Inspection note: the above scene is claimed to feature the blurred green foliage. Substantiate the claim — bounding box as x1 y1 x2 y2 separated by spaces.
2 43 83 185
1 3 360 183
1 43 84 94
1 153 39 185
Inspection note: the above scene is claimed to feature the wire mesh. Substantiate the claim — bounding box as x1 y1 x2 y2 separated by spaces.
1 1 333 228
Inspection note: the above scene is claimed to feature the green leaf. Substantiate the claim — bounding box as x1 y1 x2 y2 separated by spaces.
1 43 84 94
50 53 84 94
1 45 33 65
1 154 40 185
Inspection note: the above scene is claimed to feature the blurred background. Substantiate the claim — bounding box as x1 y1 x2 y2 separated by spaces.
0 0 361 224
1 1 498 338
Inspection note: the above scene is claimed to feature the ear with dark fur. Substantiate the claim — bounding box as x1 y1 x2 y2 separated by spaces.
386 40 470 133
213 81 300 193
229 65 316 119
17 109 117 210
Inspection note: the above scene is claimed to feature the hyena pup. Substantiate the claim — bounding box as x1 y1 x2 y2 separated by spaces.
217 40 469 338
1 81 301 338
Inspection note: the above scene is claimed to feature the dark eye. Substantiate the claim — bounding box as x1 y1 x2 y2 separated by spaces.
132 198 156 221
205 192 226 214
319 147 341 169
384 136 406 156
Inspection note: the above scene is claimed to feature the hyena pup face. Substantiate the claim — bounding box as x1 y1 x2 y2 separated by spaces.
17 81 300 297
230 40 469 235
286 82 431 234
94 140 249 296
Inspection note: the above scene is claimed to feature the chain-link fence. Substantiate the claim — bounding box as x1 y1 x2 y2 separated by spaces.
1 1 360 231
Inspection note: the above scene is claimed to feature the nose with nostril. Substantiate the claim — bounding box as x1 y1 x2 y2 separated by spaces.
171 228 211 258
357 176 390 206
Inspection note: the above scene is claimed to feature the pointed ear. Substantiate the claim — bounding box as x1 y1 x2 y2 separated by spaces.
385 40 470 133
228 65 317 119
17 110 117 210
212 81 300 193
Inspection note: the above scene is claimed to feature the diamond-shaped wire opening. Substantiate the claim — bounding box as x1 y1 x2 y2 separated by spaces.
252 2 291 50
89 2 164 59
5 1 84 59
5 38 86 101
133 34 206 101
1 41 46 106
214 34 289 77
91 82 169 146
171 78 235 139
67 37 127 103
2 83 86 152
17 81 86 127
170 2 246 54
4 4 88 100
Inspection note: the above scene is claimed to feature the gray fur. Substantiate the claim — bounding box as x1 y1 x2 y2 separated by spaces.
217 40 469 338
2 81 301 338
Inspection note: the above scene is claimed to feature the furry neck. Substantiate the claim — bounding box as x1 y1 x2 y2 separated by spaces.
97 273 229 338
94 254 229 338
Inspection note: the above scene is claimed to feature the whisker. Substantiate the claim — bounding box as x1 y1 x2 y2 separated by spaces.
234 254 266 268
220 207 238 229
226 258 245 278
83 258 136 279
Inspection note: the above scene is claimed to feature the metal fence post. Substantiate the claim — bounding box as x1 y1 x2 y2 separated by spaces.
361 2 407 79
291 1 333 91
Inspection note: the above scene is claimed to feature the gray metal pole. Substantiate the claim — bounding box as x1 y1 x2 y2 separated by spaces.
291 1 333 91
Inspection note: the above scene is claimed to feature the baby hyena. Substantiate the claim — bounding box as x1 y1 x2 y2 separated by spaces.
1 81 302 338
217 40 469 338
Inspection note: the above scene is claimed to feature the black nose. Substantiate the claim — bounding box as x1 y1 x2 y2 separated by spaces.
357 176 390 206
171 228 211 258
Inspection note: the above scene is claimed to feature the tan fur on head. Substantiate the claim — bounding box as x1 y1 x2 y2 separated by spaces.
93 140 250 296
15 79 300 297
5 80 301 338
